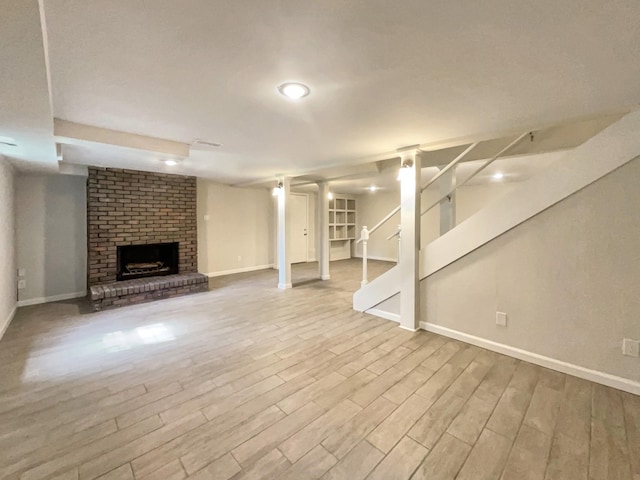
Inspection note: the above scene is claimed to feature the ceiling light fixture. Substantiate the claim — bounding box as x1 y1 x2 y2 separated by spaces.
397 159 414 181
369 186 378 192
278 82 310 100
164 159 179 166
493 172 504 180
327 192 334 200
272 181 284 197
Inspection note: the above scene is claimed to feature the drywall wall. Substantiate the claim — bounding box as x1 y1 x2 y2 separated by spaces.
354 182 512 262
15 174 87 305
424 157 640 384
197 180 274 276
456 183 514 224
354 191 400 262
0 158 16 338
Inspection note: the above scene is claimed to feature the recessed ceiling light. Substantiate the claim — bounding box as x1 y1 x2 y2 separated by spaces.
278 82 310 100
493 172 504 180
0 136 17 147
327 192 334 200
369 186 378 192
164 159 179 166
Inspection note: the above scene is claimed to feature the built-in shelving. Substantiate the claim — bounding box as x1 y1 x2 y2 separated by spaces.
329 196 357 242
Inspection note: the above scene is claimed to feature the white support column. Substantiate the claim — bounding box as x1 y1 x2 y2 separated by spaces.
277 176 292 289
317 182 330 280
399 149 421 331
438 165 456 235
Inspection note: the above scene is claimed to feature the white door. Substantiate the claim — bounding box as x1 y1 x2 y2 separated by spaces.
290 193 308 264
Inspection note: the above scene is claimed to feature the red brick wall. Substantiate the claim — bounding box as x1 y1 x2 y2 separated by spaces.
87 167 197 286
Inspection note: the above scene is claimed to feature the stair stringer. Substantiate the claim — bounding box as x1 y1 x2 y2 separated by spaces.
356 109 640 319
352 264 400 312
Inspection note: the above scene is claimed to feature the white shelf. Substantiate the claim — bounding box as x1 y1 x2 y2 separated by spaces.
328 197 357 247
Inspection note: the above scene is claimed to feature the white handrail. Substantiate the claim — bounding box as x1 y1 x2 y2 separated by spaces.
420 132 529 217
387 225 402 263
356 133 526 289
356 142 479 244
356 205 400 243
386 228 400 241
420 142 479 193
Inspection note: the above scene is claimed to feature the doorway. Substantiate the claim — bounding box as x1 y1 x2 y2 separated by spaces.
290 193 308 264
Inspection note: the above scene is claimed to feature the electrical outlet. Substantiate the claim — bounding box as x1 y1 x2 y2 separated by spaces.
203 214 210 221
496 311 507 327
17 268 25 277
237 255 242 262
18 280 26 290
622 338 640 358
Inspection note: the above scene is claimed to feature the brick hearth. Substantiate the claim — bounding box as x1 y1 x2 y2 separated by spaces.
87 167 207 310
90 273 208 311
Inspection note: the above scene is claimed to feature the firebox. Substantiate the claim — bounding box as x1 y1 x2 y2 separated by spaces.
116 242 179 281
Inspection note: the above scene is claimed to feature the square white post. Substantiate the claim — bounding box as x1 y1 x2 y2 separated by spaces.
317 182 330 280
399 149 421 331
277 176 292 289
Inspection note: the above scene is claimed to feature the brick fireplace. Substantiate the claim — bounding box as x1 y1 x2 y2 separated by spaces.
87 167 207 310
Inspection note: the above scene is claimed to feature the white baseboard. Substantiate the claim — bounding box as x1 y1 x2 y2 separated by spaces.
420 322 640 396
354 255 397 263
17 291 87 307
0 305 17 340
399 325 419 332
366 308 400 323
205 264 273 278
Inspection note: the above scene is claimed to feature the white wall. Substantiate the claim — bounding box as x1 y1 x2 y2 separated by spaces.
15 174 87 305
197 180 274 276
354 182 513 261
354 190 400 262
0 158 16 338
424 157 640 384
456 182 514 224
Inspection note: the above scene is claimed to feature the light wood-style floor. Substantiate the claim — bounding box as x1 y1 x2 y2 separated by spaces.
0 259 638 480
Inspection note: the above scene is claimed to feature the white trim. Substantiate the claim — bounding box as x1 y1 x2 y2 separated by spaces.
353 254 397 263
419 322 640 396
278 283 293 290
399 325 419 332
17 290 87 307
205 264 273 278
0 305 17 340
366 308 400 323
424 110 640 277
353 111 640 315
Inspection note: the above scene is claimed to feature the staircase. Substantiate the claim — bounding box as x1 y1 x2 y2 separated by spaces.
353 109 640 322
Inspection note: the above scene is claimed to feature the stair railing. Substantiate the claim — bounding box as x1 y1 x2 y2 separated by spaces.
420 132 529 218
356 142 480 285
356 132 529 286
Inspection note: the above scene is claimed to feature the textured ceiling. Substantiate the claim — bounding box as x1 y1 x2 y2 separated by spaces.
2 1 640 182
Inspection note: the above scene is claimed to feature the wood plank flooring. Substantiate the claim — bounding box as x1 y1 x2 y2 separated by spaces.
0 259 638 480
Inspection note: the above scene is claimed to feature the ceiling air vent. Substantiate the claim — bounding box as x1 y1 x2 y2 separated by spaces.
0 136 17 147
192 139 223 148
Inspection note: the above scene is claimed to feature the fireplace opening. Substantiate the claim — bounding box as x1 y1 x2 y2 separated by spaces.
117 242 179 281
